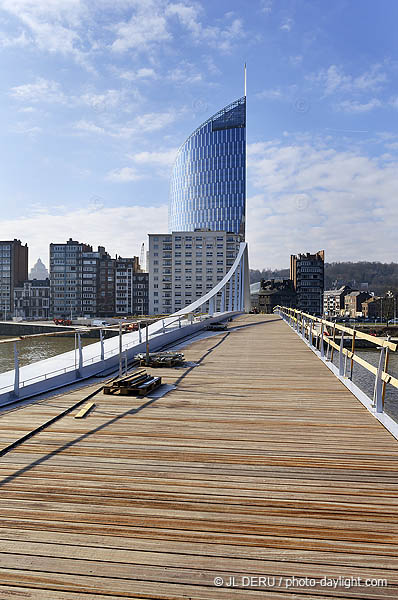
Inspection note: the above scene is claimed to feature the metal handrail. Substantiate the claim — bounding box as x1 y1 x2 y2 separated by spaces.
274 306 398 416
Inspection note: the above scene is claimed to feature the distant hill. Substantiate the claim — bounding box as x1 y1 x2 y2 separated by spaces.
250 262 398 295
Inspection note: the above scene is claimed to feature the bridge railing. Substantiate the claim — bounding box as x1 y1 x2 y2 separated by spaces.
0 243 250 403
274 306 398 437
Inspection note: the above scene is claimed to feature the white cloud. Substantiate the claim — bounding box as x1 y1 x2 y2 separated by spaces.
129 148 178 168
73 110 176 138
134 111 176 132
246 139 398 268
110 1 245 55
390 97 398 110
280 18 293 32
168 63 202 84
81 89 125 111
119 67 157 81
73 120 105 134
111 6 171 53
10 77 66 103
338 98 382 113
0 30 29 47
261 0 272 14
311 64 387 96
105 167 144 182
0 0 89 64
256 88 284 100
0 202 168 269
12 123 42 135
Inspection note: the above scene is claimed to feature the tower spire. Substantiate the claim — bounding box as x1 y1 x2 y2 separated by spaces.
244 63 247 96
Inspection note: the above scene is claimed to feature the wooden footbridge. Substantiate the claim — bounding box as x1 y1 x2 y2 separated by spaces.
0 314 397 599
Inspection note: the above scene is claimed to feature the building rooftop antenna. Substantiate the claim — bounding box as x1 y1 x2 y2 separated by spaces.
244 63 247 97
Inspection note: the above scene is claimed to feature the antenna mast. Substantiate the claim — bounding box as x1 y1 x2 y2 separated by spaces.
244 63 247 96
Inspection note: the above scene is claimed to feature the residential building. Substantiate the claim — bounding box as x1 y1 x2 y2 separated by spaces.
362 294 398 321
148 230 242 315
344 291 371 317
323 285 353 317
29 258 49 280
169 96 246 237
50 239 92 318
290 251 325 315
0 239 28 319
115 257 149 316
14 279 50 320
250 279 297 314
82 246 115 317
50 239 146 318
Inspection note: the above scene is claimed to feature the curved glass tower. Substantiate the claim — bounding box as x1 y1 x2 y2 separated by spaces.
169 96 246 237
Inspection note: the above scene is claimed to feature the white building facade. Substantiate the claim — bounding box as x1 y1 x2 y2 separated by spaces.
148 230 242 315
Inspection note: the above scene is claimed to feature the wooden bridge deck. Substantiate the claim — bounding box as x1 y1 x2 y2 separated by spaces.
0 314 397 599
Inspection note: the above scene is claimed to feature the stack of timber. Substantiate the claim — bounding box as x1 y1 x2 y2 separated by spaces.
103 369 161 396
134 351 185 367
206 322 227 331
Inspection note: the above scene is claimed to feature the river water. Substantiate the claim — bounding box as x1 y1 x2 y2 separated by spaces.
329 347 398 423
0 335 97 374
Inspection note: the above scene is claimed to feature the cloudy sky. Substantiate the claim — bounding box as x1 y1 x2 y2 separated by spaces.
0 0 397 269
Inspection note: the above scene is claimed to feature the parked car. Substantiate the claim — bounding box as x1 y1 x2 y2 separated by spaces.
92 320 110 327
388 318 398 324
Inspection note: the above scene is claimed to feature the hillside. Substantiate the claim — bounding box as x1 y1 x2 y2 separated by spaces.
250 262 398 295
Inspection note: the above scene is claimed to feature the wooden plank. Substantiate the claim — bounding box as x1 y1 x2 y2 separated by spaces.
74 402 95 419
0 314 397 600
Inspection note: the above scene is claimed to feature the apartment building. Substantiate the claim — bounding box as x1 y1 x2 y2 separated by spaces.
81 246 115 317
115 257 149 316
50 239 92 318
148 230 242 315
0 239 28 319
344 291 371 318
323 285 352 317
50 239 148 318
290 251 325 315
14 279 50 320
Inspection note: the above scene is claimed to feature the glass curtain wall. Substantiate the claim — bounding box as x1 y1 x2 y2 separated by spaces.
169 97 246 237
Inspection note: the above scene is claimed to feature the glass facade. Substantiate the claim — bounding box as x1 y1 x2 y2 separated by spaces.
169 96 246 237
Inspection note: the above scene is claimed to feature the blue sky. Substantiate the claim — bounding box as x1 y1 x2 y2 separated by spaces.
0 0 397 269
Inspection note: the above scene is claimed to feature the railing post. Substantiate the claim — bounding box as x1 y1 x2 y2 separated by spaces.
100 328 104 361
373 345 386 413
220 288 225 313
118 322 123 377
320 323 325 358
78 333 83 374
339 332 345 376
178 316 181 328
233 271 238 311
162 319 165 334
138 322 142 343
13 342 19 398
309 320 313 347
240 256 244 311
228 279 233 312
296 313 299 333
209 297 215 316
145 323 149 366
301 317 306 340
